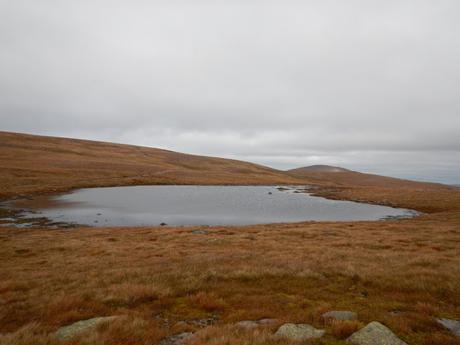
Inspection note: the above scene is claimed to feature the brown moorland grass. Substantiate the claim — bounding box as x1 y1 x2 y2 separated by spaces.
0 131 304 199
1 218 460 344
1 131 460 344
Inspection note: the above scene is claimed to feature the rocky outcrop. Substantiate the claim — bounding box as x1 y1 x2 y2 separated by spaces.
159 332 194 345
437 318 460 337
235 319 277 329
346 321 407 345
55 316 118 340
323 310 358 321
275 323 325 341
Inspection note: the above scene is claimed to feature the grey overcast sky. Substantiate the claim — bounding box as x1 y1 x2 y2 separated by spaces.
1 1 459 184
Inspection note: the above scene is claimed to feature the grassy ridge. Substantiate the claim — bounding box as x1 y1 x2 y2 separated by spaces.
0 131 303 199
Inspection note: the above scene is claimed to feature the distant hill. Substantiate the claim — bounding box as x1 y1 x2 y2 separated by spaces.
288 165 349 173
287 164 457 213
287 165 449 189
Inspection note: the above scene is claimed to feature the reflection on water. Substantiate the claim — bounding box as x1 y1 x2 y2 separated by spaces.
5 186 417 227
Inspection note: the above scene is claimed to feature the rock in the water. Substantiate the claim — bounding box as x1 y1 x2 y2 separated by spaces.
55 316 118 340
275 323 325 341
437 318 460 337
346 321 407 345
159 332 194 345
323 310 358 321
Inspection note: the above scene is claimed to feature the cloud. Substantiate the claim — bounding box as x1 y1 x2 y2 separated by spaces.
1 0 459 183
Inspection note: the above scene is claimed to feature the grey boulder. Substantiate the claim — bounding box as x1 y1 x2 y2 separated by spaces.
55 316 118 340
159 332 195 345
346 321 407 345
235 318 277 329
191 230 209 235
235 320 259 329
323 310 358 321
275 323 325 341
437 318 460 337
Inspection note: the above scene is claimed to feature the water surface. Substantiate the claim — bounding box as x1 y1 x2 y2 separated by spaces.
4 186 416 227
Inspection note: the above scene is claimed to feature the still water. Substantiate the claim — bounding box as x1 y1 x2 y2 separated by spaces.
5 186 417 227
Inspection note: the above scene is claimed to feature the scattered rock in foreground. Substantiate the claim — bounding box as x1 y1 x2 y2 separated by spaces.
235 318 277 329
235 320 259 329
346 321 407 345
184 316 219 327
164 315 219 330
322 310 358 321
55 316 118 340
275 323 325 341
437 318 460 337
258 318 278 325
159 332 195 345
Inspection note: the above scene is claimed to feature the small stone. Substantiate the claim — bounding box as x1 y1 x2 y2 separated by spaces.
235 318 277 329
322 310 358 321
437 318 460 337
275 323 325 341
55 316 118 340
159 332 194 345
187 317 217 327
346 321 407 345
257 318 277 325
235 320 259 329
192 230 209 235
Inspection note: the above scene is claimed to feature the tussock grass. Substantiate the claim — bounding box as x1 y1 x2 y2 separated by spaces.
1 215 460 344
328 320 362 339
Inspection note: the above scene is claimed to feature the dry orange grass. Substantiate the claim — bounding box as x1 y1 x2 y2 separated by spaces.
1 214 460 344
0 131 303 199
188 292 226 312
187 325 300 345
1 131 460 344
328 321 361 339
0 317 165 345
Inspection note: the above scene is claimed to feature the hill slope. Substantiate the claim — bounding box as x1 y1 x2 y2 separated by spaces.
0 131 304 198
287 166 441 188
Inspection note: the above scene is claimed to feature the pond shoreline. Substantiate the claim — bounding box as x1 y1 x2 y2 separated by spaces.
0 185 418 229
